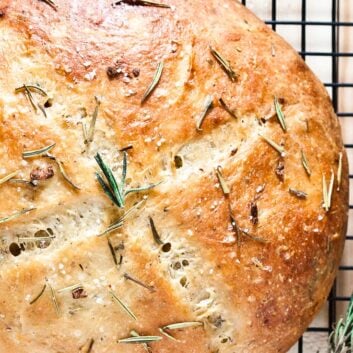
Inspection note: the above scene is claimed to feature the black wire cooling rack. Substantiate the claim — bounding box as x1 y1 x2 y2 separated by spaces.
241 0 352 352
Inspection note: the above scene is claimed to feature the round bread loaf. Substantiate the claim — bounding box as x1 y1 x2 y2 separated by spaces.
0 1 348 352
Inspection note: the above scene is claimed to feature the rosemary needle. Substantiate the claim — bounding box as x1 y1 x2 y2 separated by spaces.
301 150 312 176
209 46 237 82
110 290 137 321
0 208 36 224
337 152 343 191
22 143 56 158
0 170 19 185
47 281 60 316
258 133 285 157
274 96 287 132
118 336 162 344
141 62 164 104
39 0 57 11
162 321 203 330
219 98 237 119
29 284 47 305
114 0 170 8
149 216 164 245
196 95 214 131
215 166 230 196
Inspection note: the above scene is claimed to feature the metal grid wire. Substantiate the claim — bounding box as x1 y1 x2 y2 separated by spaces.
240 0 352 352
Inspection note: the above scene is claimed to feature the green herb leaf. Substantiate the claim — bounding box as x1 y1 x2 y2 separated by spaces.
22 143 56 158
196 95 214 131
329 295 353 353
0 208 36 224
337 152 343 191
215 166 230 196
29 284 47 305
301 150 312 176
118 336 162 344
141 62 164 104
258 133 285 157
274 97 287 132
210 46 237 82
110 289 137 321
289 188 308 199
162 321 203 330
0 170 19 185
219 98 237 119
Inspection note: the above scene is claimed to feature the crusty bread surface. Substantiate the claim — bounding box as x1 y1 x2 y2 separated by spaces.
0 1 348 352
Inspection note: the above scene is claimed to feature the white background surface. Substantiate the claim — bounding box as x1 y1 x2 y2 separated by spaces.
244 1 352 352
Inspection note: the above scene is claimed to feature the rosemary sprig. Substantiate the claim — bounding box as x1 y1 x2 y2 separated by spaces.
22 143 56 158
301 150 312 176
47 281 60 316
113 0 170 8
196 95 214 131
215 166 230 196
130 331 152 352
0 170 19 185
118 336 162 344
322 171 335 212
0 208 36 224
95 153 160 208
83 96 101 145
337 152 343 191
141 62 164 104
219 98 237 119
329 295 353 353
110 289 137 321
39 0 57 10
45 153 81 190
209 46 237 82
258 133 285 157
149 216 164 245
29 284 47 305
289 188 308 199
274 96 287 132
161 321 203 330
124 273 155 292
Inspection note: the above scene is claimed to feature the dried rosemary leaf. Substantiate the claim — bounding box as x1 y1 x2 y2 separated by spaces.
337 152 343 191
240 228 268 244
110 290 137 321
29 284 47 305
322 171 335 212
83 338 95 353
215 166 230 196
45 154 81 190
18 235 54 243
15 85 48 97
47 282 60 316
301 150 312 176
209 46 237 82
0 208 36 224
39 0 57 10
274 96 287 132
258 133 285 157
162 321 203 330
107 239 118 266
219 98 237 119
130 331 152 352
118 336 162 344
141 62 164 104
85 96 101 144
328 170 335 209
114 0 170 8
124 273 155 292
158 328 178 341
196 95 214 131
22 143 56 158
0 170 19 185
57 283 83 293
149 216 164 245
289 188 308 199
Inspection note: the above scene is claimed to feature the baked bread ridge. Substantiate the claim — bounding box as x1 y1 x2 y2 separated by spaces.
0 1 348 353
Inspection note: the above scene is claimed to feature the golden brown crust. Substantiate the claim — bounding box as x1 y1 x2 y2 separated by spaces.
0 1 348 352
